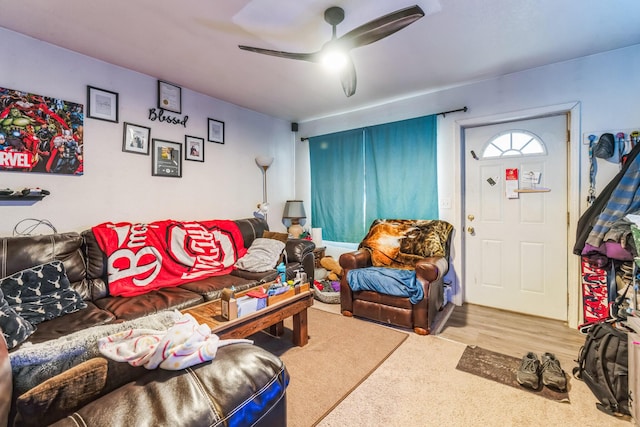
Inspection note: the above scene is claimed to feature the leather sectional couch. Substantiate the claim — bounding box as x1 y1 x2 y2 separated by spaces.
0 217 315 426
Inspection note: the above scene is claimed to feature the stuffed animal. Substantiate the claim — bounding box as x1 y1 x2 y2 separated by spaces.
320 256 343 282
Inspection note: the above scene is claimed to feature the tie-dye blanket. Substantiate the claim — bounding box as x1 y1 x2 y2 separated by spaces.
98 312 251 370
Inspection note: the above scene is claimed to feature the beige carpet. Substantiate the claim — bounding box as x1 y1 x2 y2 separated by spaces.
317 333 632 427
250 307 408 427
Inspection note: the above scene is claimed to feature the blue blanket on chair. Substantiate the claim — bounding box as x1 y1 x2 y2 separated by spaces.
347 267 423 304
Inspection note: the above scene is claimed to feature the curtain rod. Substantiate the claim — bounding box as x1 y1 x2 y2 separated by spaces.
437 106 468 117
299 106 468 141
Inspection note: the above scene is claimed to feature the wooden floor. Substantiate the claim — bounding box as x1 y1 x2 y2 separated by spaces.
438 303 586 369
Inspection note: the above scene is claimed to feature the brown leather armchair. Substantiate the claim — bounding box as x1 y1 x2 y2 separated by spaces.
339 219 453 335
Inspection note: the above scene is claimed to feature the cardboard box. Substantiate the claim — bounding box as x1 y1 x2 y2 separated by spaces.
221 288 237 320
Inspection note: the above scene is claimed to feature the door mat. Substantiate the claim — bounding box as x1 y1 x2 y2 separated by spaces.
455 345 570 402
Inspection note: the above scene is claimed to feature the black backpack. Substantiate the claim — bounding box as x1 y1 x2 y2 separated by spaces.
573 321 630 416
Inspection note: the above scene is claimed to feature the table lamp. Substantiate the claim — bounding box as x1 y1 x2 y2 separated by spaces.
282 200 306 238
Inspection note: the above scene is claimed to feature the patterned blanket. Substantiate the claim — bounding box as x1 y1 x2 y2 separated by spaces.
359 219 453 269
92 219 247 297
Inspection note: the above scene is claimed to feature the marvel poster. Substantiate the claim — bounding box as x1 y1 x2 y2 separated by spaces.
0 86 83 175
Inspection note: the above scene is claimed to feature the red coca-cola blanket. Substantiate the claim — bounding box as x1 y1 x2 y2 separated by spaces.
92 219 247 297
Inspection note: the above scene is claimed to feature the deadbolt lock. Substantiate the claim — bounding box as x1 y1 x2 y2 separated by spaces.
467 214 475 221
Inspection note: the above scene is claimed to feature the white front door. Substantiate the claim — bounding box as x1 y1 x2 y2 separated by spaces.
463 115 568 320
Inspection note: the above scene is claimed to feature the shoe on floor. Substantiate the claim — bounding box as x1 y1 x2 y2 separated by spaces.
516 352 540 390
541 352 567 391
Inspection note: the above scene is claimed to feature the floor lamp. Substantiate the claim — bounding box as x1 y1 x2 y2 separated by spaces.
255 156 274 219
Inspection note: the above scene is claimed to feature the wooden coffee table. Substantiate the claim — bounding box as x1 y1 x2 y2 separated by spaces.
182 283 314 346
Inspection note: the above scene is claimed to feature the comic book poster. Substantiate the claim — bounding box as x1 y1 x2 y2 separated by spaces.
0 86 83 175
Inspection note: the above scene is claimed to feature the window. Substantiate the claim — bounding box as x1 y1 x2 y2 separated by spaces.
309 115 438 243
481 130 546 159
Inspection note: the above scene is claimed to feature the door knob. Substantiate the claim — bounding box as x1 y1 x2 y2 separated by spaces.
467 226 475 234
467 214 475 221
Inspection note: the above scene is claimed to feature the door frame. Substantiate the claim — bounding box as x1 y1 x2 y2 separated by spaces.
453 102 582 328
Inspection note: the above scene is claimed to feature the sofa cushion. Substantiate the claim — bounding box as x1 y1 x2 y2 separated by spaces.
14 357 108 427
235 238 285 273
0 232 90 300
94 287 203 321
0 261 87 325
0 288 34 349
48 344 288 427
262 231 289 243
24 302 116 345
179 275 256 301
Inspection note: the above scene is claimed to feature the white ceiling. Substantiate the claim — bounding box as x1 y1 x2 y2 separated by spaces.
1 0 639 123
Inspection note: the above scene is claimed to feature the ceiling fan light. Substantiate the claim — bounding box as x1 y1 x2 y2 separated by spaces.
321 49 348 72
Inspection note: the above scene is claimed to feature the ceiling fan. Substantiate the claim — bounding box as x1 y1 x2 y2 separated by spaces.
238 5 425 97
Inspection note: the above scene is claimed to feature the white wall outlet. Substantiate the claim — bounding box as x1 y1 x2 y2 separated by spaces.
440 197 452 209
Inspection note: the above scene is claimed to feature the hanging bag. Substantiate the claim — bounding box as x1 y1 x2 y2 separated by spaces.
594 133 615 159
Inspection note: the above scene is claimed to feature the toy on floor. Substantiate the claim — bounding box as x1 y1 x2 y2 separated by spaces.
320 256 343 282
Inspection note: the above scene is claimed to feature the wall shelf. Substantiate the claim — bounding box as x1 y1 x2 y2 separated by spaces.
0 194 47 201
0 190 49 205
514 188 551 193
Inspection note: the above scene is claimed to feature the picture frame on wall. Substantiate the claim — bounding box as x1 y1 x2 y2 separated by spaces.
185 135 204 162
157 80 182 114
122 122 151 155
87 86 118 122
152 139 182 178
207 118 225 144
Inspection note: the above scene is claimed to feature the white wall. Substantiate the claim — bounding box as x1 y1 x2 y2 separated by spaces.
0 29 297 236
296 44 640 317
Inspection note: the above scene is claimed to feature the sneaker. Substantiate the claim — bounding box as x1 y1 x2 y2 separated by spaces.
516 352 540 389
541 352 567 391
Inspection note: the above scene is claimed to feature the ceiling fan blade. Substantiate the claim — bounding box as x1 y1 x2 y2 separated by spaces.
238 45 317 62
339 55 357 97
337 5 425 50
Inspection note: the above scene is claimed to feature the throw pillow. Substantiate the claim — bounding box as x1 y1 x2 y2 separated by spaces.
235 238 285 272
262 231 289 243
0 288 35 350
0 261 87 325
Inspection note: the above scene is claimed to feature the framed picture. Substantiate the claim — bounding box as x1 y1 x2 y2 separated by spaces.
122 122 151 155
208 118 225 144
87 86 118 122
152 139 182 177
185 135 204 162
158 80 182 114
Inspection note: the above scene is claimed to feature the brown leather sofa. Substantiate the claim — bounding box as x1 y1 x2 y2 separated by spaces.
339 219 452 335
0 217 315 426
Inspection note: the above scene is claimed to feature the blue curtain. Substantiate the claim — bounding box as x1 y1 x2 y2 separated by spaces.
309 129 365 243
309 114 438 243
364 115 438 227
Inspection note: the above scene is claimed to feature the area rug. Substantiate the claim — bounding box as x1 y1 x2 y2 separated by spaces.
455 345 570 402
249 307 408 427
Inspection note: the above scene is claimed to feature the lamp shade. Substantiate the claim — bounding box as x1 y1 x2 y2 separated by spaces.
282 200 306 220
255 156 274 168
282 200 306 238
